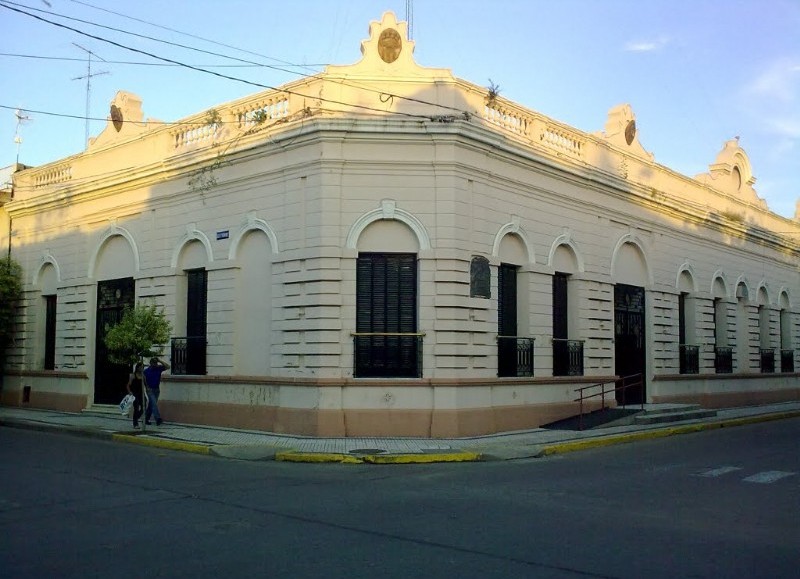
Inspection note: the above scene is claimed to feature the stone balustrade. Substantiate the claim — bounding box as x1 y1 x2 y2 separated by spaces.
171 122 221 149
483 102 531 135
32 164 72 188
168 93 293 151
480 92 585 160
234 94 291 130
539 124 584 158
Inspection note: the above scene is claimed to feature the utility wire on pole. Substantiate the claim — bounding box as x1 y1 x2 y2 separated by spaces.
405 0 414 40
71 43 109 145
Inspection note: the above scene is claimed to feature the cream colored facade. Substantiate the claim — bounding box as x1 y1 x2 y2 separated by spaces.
1 13 798 436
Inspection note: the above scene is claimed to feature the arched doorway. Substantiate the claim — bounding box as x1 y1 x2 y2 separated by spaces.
611 240 649 404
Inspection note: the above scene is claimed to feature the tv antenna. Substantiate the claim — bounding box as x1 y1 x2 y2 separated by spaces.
71 43 110 144
13 108 32 164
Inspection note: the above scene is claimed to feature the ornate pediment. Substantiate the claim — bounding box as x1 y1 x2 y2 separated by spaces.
325 11 452 80
88 91 156 151
596 104 654 161
695 138 766 208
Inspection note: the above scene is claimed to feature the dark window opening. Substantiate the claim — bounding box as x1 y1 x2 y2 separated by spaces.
44 295 57 370
552 273 583 376
172 269 208 375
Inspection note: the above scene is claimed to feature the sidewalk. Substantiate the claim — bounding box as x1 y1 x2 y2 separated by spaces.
2 401 799 463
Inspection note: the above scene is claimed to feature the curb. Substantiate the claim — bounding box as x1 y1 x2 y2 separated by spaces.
536 410 800 457
0 418 114 441
111 433 213 455
3 408 798 463
275 450 482 464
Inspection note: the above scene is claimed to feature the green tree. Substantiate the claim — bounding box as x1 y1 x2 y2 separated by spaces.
0 256 23 371
103 303 172 366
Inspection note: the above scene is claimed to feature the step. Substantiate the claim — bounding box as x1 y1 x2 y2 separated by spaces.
641 403 702 415
634 408 717 425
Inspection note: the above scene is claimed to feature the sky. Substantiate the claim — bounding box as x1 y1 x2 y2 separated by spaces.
1 0 799 217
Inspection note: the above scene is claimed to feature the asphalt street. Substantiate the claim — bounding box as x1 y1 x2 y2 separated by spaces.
1 418 798 578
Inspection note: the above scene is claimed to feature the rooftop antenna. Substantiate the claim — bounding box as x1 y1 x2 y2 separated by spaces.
405 0 414 39
71 43 110 145
13 108 31 164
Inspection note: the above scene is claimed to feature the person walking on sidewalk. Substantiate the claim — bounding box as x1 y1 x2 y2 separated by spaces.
126 362 145 429
143 357 169 426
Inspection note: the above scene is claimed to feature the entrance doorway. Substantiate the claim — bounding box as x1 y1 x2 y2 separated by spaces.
94 277 135 404
614 283 646 404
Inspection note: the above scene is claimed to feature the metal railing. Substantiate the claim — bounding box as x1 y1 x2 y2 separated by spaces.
171 336 207 375
497 336 534 377
553 339 584 376
714 346 733 374
760 348 775 373
781 349 794 373
352 333 423 378
573 374 644 431
679 344 699 374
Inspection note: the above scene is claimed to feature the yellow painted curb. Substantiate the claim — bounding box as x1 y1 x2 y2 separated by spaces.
540 410 800 457
363 452 482 464
275 451 363 463
275 450 482 464
112 433 212 455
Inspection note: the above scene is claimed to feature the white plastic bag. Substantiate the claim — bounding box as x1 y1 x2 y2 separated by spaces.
119 394 135 417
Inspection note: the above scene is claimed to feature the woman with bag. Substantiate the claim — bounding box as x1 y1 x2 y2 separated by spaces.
126 362 146 429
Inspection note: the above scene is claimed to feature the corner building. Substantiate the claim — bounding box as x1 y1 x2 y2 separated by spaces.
2 13 798 436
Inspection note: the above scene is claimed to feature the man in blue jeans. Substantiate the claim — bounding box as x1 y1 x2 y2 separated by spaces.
143 357 169 426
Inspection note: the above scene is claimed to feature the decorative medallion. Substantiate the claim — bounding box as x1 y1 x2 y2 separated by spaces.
378 28 402 63
110 104 124 132
624 120 636 145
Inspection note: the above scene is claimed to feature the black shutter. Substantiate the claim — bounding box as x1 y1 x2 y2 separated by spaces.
186 269 207 374
497 264 519 377
355 253 418 377
44 295 57 370
498 264 517 336
552 273 569 376
552 273 568 340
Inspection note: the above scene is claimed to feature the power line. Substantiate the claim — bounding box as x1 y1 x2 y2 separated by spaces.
65 0 321 73
3 1 470 117
0 52 294 67
0 103 270 126
1 0 321 77
0 2 436 121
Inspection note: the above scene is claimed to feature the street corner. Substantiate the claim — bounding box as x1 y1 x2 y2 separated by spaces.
463 444 545 461
537 410 800 457
111 433 213 455
537 425 711 457
275 449 483 464
209 445 289 461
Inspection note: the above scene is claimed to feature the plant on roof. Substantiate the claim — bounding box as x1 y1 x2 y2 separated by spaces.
487 79 502 105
